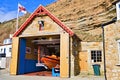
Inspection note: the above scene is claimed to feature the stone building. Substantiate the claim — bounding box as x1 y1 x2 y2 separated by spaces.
101 1 120 80
80 42 104 75
10 5 104 78
10 5 80 78
0 35 12 68
103 21 120 80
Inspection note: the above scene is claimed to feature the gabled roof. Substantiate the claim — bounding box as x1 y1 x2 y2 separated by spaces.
13 5 74 37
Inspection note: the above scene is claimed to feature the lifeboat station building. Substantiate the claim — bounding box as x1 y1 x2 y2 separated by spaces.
10 5 81 78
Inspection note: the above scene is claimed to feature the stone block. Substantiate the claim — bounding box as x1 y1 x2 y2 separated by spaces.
112 70 117 73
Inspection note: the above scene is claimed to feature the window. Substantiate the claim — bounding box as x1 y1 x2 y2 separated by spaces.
119 4 120 9
0 48 3 54
3 39 7 44
8 38 12 44
91 50 102 63
38 21 44 30
0 54 5 57
4 48 6 54
1 48 3 52
9 48 12 52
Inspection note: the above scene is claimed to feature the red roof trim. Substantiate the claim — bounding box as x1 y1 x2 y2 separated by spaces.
13 5 74 37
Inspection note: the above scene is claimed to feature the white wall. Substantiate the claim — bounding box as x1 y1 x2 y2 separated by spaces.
0 45 12 57
0 46 5 54
3 38 12 45
116 1 120 20
0 58 6 68
5 45 12 57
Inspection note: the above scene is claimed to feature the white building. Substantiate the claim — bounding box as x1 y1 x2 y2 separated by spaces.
0 38 12 57
0 36 12 68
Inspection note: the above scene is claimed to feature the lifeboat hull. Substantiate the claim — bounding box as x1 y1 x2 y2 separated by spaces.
41 56 60 69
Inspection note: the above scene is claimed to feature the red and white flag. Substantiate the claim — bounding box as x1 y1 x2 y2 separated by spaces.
18 3 27 14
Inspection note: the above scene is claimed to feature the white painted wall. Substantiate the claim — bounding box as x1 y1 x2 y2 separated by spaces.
0 45 12 57
0 46 5 54
3 38 12 45
116 1 120 20
0 58 6 68
5 45 12 57
0 37 12 68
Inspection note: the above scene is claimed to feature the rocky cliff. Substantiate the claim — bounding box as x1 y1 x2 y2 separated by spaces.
0 0 117 43
46 0 116 41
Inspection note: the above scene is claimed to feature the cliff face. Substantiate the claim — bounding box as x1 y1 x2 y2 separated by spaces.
46 0 116 41
0 0 117 43
0 13 30 43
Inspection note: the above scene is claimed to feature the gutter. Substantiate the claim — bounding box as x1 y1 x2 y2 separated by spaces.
101 17 117 80
112 0 120 5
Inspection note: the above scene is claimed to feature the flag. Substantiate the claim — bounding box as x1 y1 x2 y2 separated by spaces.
18 3 27 14
16 3 27 31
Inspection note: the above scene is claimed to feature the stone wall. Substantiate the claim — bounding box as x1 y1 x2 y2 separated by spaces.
21 16 63 37
80 42 104 75
72 36 81 76
104 21 120 80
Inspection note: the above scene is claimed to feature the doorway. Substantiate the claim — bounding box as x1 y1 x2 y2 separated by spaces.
18 35 60 76
79 51 88 71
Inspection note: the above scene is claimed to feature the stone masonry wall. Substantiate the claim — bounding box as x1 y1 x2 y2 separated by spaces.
104 21 120 80
80 42 104 75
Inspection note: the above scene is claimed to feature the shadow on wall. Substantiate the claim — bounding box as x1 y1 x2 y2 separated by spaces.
74 53 80 76
72 35 81 76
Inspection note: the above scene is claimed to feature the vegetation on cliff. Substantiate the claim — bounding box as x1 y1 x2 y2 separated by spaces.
0 0 117 43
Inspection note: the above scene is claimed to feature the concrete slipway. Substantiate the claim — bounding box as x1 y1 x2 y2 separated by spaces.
0 69 104 80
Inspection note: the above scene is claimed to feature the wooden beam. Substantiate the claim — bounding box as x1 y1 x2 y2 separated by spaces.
32 39 60 44
10 37 19 75
38 45 41 63
60 33 69 77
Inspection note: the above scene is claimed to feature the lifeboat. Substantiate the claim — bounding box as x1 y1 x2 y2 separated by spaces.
41 55 60 69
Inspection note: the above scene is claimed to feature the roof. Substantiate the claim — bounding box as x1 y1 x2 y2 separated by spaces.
13 5 74 37
112 0 120 5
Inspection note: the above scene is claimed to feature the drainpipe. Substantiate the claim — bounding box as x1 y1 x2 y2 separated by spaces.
101 25 107 80
101 17 116 80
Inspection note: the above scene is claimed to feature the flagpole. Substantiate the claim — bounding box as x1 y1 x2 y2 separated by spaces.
16 3 19 31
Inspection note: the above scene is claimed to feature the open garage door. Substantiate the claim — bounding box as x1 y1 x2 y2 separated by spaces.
18 35 60 77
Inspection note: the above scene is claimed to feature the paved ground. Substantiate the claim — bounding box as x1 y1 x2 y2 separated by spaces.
0 69 105 80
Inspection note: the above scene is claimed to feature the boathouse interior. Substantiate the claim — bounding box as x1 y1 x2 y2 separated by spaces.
19 35 60 76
